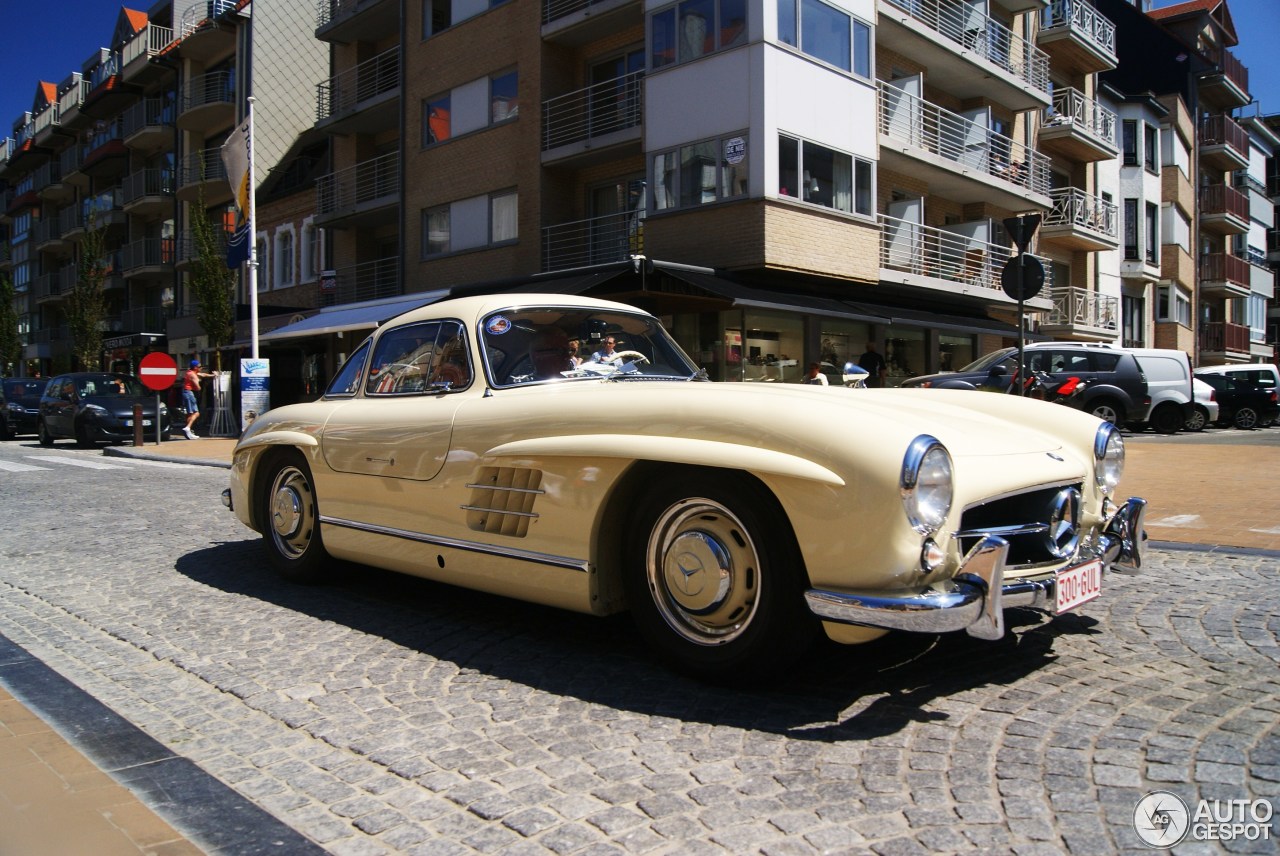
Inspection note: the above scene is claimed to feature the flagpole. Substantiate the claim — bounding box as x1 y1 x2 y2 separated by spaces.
247 96 259 358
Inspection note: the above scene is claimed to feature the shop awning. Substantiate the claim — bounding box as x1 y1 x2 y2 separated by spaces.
858 304 1024 337
659 269 892 323
258 291 448 343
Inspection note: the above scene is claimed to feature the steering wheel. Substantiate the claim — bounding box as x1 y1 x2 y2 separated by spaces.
608 350 649 365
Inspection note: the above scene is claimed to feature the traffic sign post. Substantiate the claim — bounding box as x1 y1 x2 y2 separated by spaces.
139 352 178 445
1001 215 1043 396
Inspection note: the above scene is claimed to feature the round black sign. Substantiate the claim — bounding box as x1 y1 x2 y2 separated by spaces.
1001 254 1045 301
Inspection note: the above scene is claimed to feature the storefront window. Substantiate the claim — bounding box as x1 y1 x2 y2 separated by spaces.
741 310 805 383
818 320 871 385
884 328 925 386
938 333 975 373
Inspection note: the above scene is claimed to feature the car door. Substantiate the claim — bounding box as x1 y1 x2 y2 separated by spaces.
43 377 76 437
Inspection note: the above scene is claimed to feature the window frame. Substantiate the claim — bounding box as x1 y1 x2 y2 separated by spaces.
273 224 296 289
649 0 751 71
421 190 520 259
1155 282 1190 327
777 132 874 218
650 131 750 212
1143 122 1158 172
776 0 872 78
1122 119 1138 167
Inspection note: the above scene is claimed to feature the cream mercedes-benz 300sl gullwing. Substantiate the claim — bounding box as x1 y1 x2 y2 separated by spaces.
222 294 1146 681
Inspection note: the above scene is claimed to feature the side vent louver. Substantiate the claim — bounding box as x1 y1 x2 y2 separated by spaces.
463 467 544 537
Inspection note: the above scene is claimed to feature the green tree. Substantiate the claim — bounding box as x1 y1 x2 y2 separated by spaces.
188 195 237 372
0 271 21 375
67 219 109 371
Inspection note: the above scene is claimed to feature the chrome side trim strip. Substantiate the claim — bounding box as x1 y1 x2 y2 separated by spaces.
464 483 545 495
458 505 540 519
319 515 590 572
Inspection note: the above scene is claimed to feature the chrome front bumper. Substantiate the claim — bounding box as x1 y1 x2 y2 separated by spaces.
805 497 1146 641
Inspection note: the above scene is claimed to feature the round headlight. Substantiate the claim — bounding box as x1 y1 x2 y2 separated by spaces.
901 436 953 535
1094 423 1125 494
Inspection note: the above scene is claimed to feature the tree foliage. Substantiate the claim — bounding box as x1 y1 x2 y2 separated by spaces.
67 220 109 371
0 272 22 375
188 193 237 373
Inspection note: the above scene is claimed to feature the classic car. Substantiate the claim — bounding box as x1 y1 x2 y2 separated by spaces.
222 294 1146 681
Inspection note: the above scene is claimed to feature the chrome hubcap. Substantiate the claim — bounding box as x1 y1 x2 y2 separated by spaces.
269 466 313 559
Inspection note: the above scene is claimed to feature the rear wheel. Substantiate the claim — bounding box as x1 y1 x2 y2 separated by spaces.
1185 405 1208 432
259 451 329 583
37 420 55 446
622 470 817 683
1089 398 1123 426
1233 407 1259 430
1150 403 1184 435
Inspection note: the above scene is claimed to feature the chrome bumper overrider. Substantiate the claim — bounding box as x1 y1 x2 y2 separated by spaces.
805 497 1146 641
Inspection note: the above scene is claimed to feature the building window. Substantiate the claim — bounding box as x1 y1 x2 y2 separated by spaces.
1143 123 1158 171
1122 294 1145 348
274 226 295 288
1123 198 1138 259
650 0 748 70
425 94 450 144
776 0 871 77
491 191 518 243
423 70 519 147
423 0 510 36
422 190 519 258
1145 202 1158 264
1122 120 1137 166
1155 283 1190 326
652 133 749 211
491 71 518 123
300 218 321 283
778 134 872 216
424 206 450 255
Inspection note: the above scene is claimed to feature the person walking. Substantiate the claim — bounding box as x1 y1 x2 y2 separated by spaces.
182 359 214 439
858 342 887 388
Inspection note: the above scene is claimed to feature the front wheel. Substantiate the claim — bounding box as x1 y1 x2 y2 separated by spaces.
622 471 816 683
1233 407 1259 430
260 451 329 583
37 420 55 446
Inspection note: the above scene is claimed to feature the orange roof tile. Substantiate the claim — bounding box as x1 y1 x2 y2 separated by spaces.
123 7 148 33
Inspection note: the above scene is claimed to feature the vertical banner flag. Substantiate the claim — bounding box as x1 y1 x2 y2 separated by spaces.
221 116 252 218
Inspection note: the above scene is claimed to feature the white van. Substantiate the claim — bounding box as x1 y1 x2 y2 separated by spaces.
1194 364 1279 426
1125 348 1195 434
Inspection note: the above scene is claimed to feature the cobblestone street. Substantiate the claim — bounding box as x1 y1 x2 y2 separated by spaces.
0 445 1276 854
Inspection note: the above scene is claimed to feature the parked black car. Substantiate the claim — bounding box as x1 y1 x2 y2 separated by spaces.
1 378 47 439
902 344 1150 426
38 373 171 447
1194 373 1280 430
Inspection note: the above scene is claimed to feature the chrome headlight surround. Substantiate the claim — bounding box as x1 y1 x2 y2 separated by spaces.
1093 422 1125 495
900 435 954 536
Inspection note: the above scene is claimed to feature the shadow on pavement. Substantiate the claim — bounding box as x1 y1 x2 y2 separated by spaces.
176 541 1088 742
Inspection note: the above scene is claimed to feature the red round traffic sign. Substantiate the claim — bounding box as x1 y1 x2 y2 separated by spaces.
138 352 179 391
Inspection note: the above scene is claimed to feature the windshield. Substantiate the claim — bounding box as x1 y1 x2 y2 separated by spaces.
77 374 145 397
480 307 700 387
3 380 46 402
956 350 1015 373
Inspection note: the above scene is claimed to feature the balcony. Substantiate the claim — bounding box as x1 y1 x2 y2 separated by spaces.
120 237 176 279
1199 320 1250 360
80 52 134 119
1041 187 1118 251
1199 183 1248 235
1038 0 1116 75
878 82 1052 209
178 71 235 133
319 256 400 306
878 213 1054 307
1037 286 1118 341
176 230 227 270
32 104 63 146
121 22 175 84
1198 47 1250 110
122 97 175 151
112 306 169 335
878 0 1051 110
316 47 399 135
33 268 71 304
56 74 91 131
542 0 641 46
175 0 235 62
542 211 644 272
122 168 175 217
316 0 397 44
33 161 72 203
542 70 643 166
315 152 399 228
1199 253 1250 298
1199 115 1248 171
176 147 230 205
32 214 68 252
80 118 128 179
1268 228 1280 263
59 143 88 187
1039 88 1117 162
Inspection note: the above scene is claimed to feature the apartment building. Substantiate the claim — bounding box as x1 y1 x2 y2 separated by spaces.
1098 0 1274 366
0 0 323 378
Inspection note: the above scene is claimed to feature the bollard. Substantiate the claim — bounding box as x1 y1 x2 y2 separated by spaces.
133 403 144 446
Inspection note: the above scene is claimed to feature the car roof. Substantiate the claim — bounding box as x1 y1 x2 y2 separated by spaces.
384 293 653 331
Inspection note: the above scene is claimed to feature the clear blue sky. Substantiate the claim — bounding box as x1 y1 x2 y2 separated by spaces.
1 0 1278 135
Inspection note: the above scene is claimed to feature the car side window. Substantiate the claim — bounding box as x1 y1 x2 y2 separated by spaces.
1091 353 1121 371
366 320 470 395
325 340 372 397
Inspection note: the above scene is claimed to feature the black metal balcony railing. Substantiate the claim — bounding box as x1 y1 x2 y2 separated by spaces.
122 96 176 138
180 148 229 186
33 161 63 192
883 0 1050 94
319 256 400 306
120 238 176 272
184 71 235 113
543 71 643 151
878 82 1051 195
123 168 175 205
1042 286 1118 332
542 211 645 272
316 47 399 122
316 152 399 216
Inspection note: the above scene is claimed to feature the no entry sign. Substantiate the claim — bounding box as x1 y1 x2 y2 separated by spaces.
139 352 179 392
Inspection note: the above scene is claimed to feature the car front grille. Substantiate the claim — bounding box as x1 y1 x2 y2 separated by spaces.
956 482 1085 567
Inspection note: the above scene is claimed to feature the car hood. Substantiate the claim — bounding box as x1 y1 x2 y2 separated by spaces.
79 394 162 414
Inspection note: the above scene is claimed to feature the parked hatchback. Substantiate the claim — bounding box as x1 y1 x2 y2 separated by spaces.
902 344 1149 426
1194 364 1279 427
38 373 170 447
1193 373 1279 430
1 378 48 439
